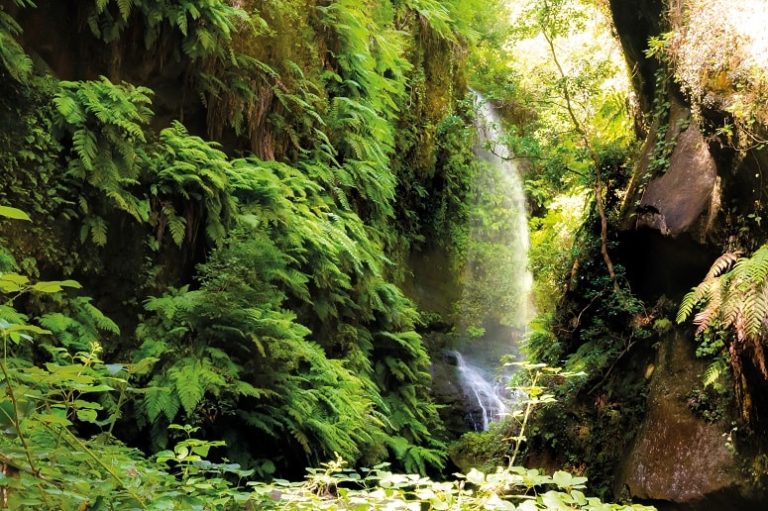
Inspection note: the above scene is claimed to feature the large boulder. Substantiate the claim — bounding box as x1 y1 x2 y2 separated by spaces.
636 123 719 238
616 330 741 506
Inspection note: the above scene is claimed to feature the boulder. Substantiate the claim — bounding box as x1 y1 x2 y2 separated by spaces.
636 123 718 237
616 330 739 504
430 350 473 436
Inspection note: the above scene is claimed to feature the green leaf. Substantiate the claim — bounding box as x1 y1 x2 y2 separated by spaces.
31 279 82 293
0 206 30 221
0 273 29 293
465 468 485 485
31 281 64 293
1 323 50 336
76 409 99 423
552 471 572 488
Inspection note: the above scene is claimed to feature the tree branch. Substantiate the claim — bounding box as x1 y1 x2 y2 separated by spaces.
540 9 619 291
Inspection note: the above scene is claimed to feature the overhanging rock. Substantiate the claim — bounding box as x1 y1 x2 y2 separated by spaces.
637 123 718 237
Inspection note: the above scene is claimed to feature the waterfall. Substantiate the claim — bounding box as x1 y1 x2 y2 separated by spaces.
452 351 508 431
472 92 533 325
450 92 532 432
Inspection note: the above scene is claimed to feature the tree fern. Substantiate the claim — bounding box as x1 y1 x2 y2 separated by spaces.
677 252 738 324
679 246 768 419
678 249 766 340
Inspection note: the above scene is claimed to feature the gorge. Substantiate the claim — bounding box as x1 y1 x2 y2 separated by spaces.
1 0 768 509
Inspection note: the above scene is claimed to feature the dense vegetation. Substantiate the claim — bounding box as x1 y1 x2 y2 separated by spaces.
5 0 768 509
0 0 647 507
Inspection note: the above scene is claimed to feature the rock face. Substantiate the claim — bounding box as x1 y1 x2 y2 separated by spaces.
430 349 474 436
402 248 461 319
608 0 664 113
636 123 719 237
617 330 738 504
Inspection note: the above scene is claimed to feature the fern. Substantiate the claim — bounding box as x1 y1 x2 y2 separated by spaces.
169 362 206 415
0 6 33 82
678 248 768 341
37 297 119 353
678 246 768 416
401 0 458 43
80 216 109 246
53 77 153 239
135 161 445 468
86 0 249 62
703 358 729 390
144 121 234 248
144 385 181 423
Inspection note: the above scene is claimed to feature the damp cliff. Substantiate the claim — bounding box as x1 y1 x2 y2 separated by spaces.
519 0 768 505
600 0 768 505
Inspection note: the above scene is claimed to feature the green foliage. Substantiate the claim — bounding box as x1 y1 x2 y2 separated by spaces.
686 385 727 423
0 0 657 501
448 422 515 474
249 457 655 511
135 281 379 465
645 68 675 176
393 95 477 263
0 1 34 82
523 239 656 494
676 248 768 414
0 205 30 221
401 0 457 43
505 362 586 466
144 121 234 247
528 190 590 318
452 139 531 331
53 77 153 239
86 0 249 61
129 154 444 472
676 250 763 339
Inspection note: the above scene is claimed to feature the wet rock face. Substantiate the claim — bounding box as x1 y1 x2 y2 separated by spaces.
637 123 719 237
608 0 664 113
430 350 474 436
402 248 461 319
617 331 738 503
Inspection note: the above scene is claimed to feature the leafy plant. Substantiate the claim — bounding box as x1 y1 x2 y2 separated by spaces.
0 0 34 82
53 77 153 242
144 121 234 248
677 249 768 421
677 251 748 337
86 0 249 62
249 456 655 511
505 362 585 466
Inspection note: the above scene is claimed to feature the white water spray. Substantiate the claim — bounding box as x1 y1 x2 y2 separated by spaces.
450 93 532 431
473 93 533 318
452 351 508 431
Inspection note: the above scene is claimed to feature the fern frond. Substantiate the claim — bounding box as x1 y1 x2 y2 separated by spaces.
170 362 205 416
705 251 740 280
144 385 180 423
703 358 729 388
681 245 768 343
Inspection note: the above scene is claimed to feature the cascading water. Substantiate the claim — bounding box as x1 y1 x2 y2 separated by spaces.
452 351 508 431
472 92 532 317
450 92 532 431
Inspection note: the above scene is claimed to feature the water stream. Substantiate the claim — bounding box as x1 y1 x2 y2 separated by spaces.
452 351 508 431
450 93 532 432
